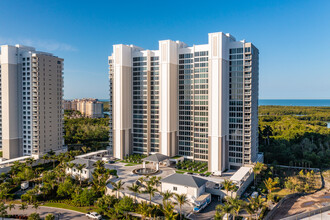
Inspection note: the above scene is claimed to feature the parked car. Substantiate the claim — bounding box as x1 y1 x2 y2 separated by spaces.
187 172 194 175
251 191 259 198
21 181 29 190
86 212 102 219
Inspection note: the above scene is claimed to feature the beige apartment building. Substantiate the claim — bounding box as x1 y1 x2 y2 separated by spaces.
109 32 259 174
0 45 64 159
64 98 104 118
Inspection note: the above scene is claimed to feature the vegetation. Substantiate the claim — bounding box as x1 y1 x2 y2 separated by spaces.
64 110 109 152
122 154 147 164
259 106 330 168
175 160 208 173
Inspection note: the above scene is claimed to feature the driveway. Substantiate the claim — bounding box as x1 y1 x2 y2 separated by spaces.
6 204 89 220
188 195 221 220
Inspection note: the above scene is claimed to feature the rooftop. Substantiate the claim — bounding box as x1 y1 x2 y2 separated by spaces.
161 173 208 188
70 158 95 169
142 153 169 163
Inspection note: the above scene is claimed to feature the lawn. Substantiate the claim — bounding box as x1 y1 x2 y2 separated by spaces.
175 171 185 174
42 202 97 213
124 162 141 166
272 188 292 199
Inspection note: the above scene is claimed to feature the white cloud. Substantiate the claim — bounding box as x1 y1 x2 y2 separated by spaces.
0 37 77 52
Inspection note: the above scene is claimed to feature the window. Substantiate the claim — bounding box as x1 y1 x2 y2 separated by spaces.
173 186 177 191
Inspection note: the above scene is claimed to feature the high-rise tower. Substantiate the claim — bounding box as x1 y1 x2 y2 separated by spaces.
0 45 65 159
108 32 259 173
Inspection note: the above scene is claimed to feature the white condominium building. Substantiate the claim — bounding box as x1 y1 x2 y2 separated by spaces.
108 32 259 173
0 45 64 159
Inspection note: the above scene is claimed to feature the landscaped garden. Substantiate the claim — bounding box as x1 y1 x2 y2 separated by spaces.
175 160 208 174
121 154 147 166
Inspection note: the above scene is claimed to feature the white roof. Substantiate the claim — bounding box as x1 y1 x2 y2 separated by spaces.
0 156 33 166
230 167 252 182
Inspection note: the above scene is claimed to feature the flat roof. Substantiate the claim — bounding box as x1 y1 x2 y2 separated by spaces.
76 150 108 158
195 193 210 203
0 156 33 166
230 167 252 182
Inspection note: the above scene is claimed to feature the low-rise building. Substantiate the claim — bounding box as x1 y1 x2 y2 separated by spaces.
66 158 95 180
160 173 208 201
64 98 104 118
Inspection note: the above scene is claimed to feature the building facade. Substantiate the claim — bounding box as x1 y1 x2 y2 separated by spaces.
108 32 259 173
0 45 64 159
64 98 104 118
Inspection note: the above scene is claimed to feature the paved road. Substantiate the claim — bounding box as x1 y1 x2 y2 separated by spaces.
7 204 89 220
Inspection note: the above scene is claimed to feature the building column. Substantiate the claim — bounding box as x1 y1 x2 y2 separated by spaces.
208 33 230 174
159 40 178 157
112 44 133 159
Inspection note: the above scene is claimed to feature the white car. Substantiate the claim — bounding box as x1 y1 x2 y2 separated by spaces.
86 212 102 220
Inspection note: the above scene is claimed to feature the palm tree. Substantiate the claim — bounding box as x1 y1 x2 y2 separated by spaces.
137 201 149 220
216 203 233 220
262 125 273 145
263 177 277 194
244 203 255 220
161 190 174 207
163 201 178 220
42 154 49 164
76 164 86 185
223 179 235 197
127 183 141 203
26 157 35 167
246 195 265 219
32 202 39 212
143 184 157 204
253 162 266 187
81 146 91 154
111 180 124 199
175 193 188 220
7 203 15 212
226 196 243 220
20 203 28 215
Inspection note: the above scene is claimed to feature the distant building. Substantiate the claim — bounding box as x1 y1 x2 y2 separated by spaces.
64 98 104 118
108 31 259 174
0 45 65 159
66 158 95 180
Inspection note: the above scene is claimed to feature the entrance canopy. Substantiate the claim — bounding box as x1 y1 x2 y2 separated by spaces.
142 153 169 163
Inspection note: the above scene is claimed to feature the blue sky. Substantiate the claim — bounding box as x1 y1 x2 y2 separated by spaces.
0 0 329 99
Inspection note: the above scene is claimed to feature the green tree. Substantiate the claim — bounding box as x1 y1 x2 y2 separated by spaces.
143 183 157 204
160 190 174 207
163 201 178 220
111 180 124 199
216 203 233 220
20 203 28 215
175 193 188 220
0 202 8 220
127 183 141 203
227 196 243 220
253 162 267 187
27 213 41 220
45 214 55 220
263 177 278 194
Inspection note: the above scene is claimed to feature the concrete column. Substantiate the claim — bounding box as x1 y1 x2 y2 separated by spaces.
143 161 146 168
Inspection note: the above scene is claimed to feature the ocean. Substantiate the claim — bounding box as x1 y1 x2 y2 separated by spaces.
100 99 330 107
259 99 330 107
